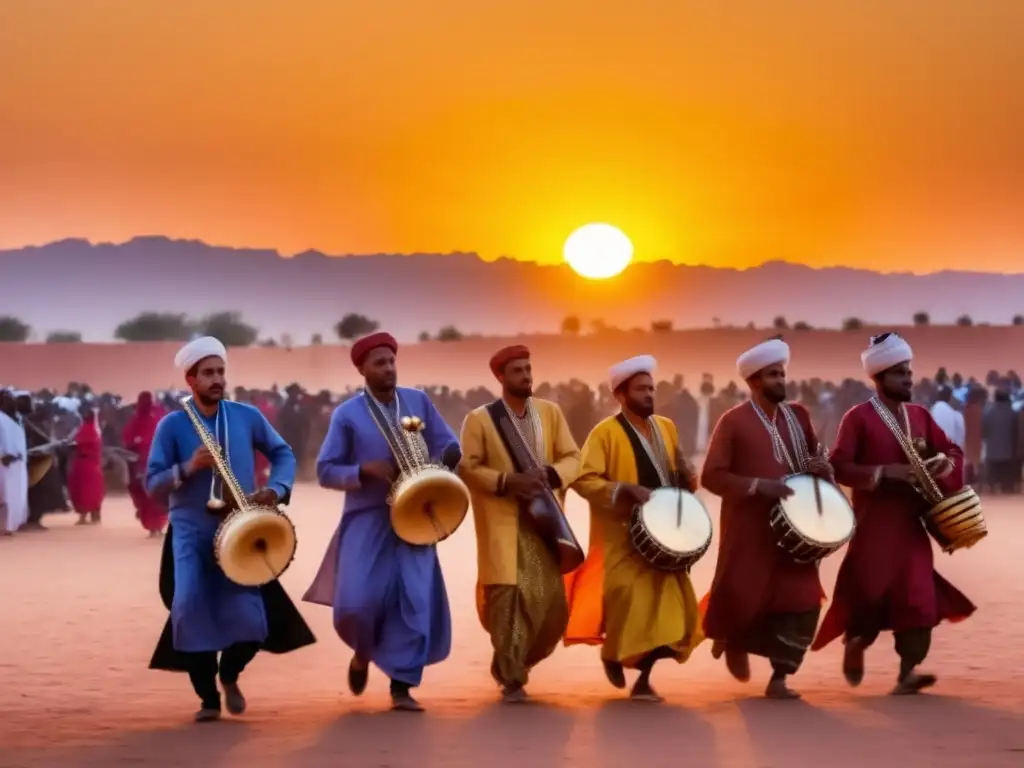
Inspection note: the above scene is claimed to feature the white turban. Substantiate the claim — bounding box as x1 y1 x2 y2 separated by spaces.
861 333 913 376
174 336 228 371
609 355 657 391
737 339 790 380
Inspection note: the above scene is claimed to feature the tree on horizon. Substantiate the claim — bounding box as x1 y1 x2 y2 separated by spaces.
46 330 82 343
650 319 673 332
114 312 192 342
418 331 431 342
334 313 379 341
0 316 31 342
435 325 464 342
561 315 581 335
772 315 789 330
1013 314 1023 326
841 317 864 331
793 321 812 331
955 314 973 327
310 333 323 345
912 311 930 325
195 312 258 347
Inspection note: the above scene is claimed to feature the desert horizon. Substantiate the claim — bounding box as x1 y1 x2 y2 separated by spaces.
3 324 1021 397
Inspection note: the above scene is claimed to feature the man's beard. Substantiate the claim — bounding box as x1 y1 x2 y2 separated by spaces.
507 384 533 399
197 390 223 407
764 386 787 404
628 400 655 419
882 385 912 403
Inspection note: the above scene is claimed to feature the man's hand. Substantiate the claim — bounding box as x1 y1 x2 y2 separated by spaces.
185 445 217 476
881 464 915 484
755 479 794 499
505 472 544 501
616 483 652 508
806 456 834 481
359 460 397 483
248 487 280 508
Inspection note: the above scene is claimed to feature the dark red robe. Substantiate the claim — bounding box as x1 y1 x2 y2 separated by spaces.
700 402 825 642
122 392 168 532
812 401 975 651
68 415 105 514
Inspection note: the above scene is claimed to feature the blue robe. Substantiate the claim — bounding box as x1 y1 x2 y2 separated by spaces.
303 387 461 687
147 401 296 653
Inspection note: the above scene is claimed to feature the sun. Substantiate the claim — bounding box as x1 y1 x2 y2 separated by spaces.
563 223 634 279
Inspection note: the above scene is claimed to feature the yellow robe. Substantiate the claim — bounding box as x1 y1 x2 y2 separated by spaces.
458 398 582 686
565 414 705 668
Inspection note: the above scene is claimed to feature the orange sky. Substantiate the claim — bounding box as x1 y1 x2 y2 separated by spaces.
1 1 1022 273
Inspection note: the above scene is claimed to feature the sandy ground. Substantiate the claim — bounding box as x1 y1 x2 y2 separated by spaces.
1 487 1022 767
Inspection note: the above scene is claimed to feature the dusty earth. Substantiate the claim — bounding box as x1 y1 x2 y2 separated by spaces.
1 487 1022 767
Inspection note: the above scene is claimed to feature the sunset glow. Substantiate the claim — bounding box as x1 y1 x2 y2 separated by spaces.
1 3 1023 273
563 224 634 279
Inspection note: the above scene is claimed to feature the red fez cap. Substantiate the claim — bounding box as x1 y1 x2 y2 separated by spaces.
351 332 398 367
489 344 530 378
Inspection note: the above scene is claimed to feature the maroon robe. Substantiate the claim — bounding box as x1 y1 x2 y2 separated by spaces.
700 402 825 643
812 401 975 651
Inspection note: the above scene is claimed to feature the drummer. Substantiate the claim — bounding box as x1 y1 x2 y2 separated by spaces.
303 331 462 712
145 336 315 722
810 332 975 694
564 355 702 702
699 336 832 699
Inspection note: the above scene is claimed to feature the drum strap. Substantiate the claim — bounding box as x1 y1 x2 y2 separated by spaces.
363 391 421 470
614 414 669 489
485 400 539 475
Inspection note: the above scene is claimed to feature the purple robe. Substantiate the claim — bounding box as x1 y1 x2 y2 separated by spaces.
303 387 461 687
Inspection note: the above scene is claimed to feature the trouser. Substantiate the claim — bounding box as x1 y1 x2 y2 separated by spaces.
635 645 676 680
848 626 932 680
185 642 260 709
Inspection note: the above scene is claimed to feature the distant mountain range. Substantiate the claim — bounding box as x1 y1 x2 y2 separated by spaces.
2 237 1021 342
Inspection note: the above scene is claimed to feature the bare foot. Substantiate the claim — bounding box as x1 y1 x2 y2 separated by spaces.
630 678 664 703
892 670 937 695
391 692 425 712
765 678 802 699
501 685 528 704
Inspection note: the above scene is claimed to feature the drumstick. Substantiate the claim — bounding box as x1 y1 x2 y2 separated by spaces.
812 475 823 516
676 489 683 528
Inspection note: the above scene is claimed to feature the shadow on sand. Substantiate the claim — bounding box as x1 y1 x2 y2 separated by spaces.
857 693 1024 758
10 719 253 768
293 697 577 767
593 697 715 766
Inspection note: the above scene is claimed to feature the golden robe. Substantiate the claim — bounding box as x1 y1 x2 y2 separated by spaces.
459 398 581 686
565 414 704 668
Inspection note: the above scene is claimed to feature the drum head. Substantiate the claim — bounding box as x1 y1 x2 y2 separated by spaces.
391 467 470 546
638 488 713 553
216 508 297 587
780 474 855 546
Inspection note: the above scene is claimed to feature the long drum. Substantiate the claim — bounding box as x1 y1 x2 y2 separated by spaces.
390 466 470 546
629 488 713 572
923 486 986 554
770 473 855 563
214 506 298 587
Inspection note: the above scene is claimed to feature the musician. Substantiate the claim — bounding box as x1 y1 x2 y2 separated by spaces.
699 337 831 699
458 345 581 703
146 336 315 722
565 355 703 702
811 332 975 694
304 331 462 712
